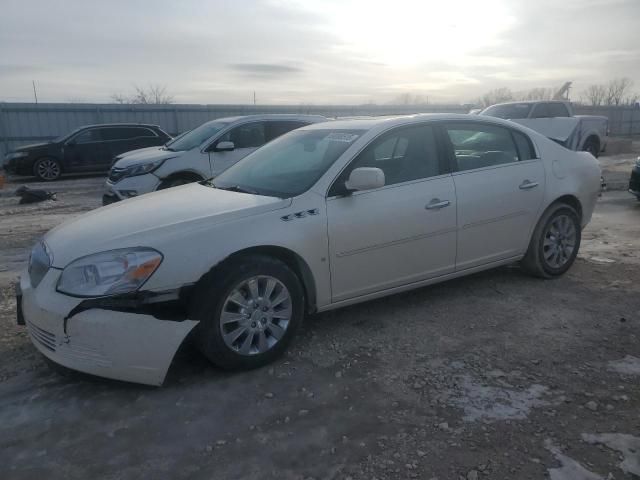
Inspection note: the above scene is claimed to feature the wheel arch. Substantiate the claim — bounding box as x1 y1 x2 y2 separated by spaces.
580 133 600 153
157 170 205 189
194 245 318 314
546 194 583 224
33 155 63 173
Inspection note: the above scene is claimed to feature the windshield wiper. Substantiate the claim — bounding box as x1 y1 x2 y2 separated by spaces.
213 184 259 195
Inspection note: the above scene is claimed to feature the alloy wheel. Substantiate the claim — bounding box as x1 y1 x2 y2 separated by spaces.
542 214 576 269
219 275 292 355
37 159 60 180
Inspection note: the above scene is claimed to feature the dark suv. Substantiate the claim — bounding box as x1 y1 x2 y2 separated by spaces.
3 124 171 181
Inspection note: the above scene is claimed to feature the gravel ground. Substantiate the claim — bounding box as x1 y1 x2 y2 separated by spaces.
0 167 639 480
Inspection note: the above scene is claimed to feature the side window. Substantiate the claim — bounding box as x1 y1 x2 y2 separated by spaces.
73 129 102 144
546 103 570 117
128 127 157 138
512 131 536 160
221 122 266 149
344 125 442 187
531 103 550 118
445 123 519 172
265 121 307 142
102 127 158 141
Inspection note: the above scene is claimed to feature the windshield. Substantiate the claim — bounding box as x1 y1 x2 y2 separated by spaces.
166 121 229 151
481 103 532 119
212 129 364 198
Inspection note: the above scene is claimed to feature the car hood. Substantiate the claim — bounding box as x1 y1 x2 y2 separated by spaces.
113 148 185 168
45 183 289 267
14 142 50 152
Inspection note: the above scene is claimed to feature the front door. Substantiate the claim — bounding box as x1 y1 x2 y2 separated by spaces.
442 122 545 270
63 128 110 172
326 124 457 302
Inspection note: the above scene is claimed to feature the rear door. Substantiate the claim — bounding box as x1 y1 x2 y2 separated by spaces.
442 122 545 271
209 121 266 175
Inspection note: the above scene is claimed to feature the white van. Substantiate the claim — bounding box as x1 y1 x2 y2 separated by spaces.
103 114 326 204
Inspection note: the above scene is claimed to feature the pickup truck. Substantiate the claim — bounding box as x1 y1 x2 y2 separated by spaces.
479 100 608 157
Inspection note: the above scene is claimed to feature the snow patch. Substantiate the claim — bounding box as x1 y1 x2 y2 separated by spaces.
545 440 604 480
444 375 549 422
582 433 640 476
608 355 640 376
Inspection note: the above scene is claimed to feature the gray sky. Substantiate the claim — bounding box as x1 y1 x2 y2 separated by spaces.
1 0 638 104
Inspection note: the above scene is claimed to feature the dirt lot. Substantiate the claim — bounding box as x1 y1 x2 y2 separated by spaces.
0 162 639 480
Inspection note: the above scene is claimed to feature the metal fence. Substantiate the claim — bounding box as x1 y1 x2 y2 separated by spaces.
1 102 638 155
0 102 468 155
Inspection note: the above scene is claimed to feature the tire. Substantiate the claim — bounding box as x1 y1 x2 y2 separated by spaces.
190 255 304 370
33 157 62 181
521 203 581 279
583 137 600 158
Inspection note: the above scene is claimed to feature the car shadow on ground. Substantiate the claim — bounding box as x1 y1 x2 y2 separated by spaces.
5 173 107 184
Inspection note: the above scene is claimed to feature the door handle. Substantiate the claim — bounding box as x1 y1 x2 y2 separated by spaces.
425 199 451 210
519 180 539 190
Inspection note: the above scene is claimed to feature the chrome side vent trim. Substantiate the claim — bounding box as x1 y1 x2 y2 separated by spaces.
281 209 319 222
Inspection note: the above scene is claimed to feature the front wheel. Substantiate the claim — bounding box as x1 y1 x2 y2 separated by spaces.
34 157 62 181
521 203 581 278
190 255 304 370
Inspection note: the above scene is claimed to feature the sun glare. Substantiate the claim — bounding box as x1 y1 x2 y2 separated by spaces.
292 0 516 66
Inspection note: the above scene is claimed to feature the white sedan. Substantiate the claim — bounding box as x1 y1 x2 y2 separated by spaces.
18 114 601 386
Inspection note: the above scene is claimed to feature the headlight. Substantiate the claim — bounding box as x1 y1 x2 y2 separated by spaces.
5 152 28 160
57 248 163 297
123 159 167 177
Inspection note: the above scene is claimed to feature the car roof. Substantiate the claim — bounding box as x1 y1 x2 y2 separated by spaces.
77 123 163 129
206 114 327 124
298 113 519 132
488 100 569 107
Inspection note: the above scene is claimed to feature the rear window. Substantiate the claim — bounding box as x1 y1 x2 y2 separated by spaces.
481 103 532 119
512 131 536 160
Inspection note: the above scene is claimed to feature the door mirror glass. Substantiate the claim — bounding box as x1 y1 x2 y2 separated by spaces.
214 141 235 152
345 167 385 192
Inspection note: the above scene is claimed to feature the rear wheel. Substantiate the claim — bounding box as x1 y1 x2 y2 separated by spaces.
583 137 600 158
521 203 581 278
190 255 304 370
33 157 61 181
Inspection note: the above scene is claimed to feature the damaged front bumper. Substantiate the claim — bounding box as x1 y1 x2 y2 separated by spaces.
18 268 198 386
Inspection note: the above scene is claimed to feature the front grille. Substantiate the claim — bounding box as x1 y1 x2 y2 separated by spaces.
27 320 57 352
28 242 51 288
108 167 128 183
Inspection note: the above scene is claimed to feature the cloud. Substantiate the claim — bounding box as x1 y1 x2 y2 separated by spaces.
229 63 303 77
0 0 639 104
0 65 44 77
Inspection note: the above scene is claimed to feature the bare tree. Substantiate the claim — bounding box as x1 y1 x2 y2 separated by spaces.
580 84 607 106
521 87 556 101
110 84 174 104
389 92 429 105
605 78 634 106
478 87 513 108
110 93 129 104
